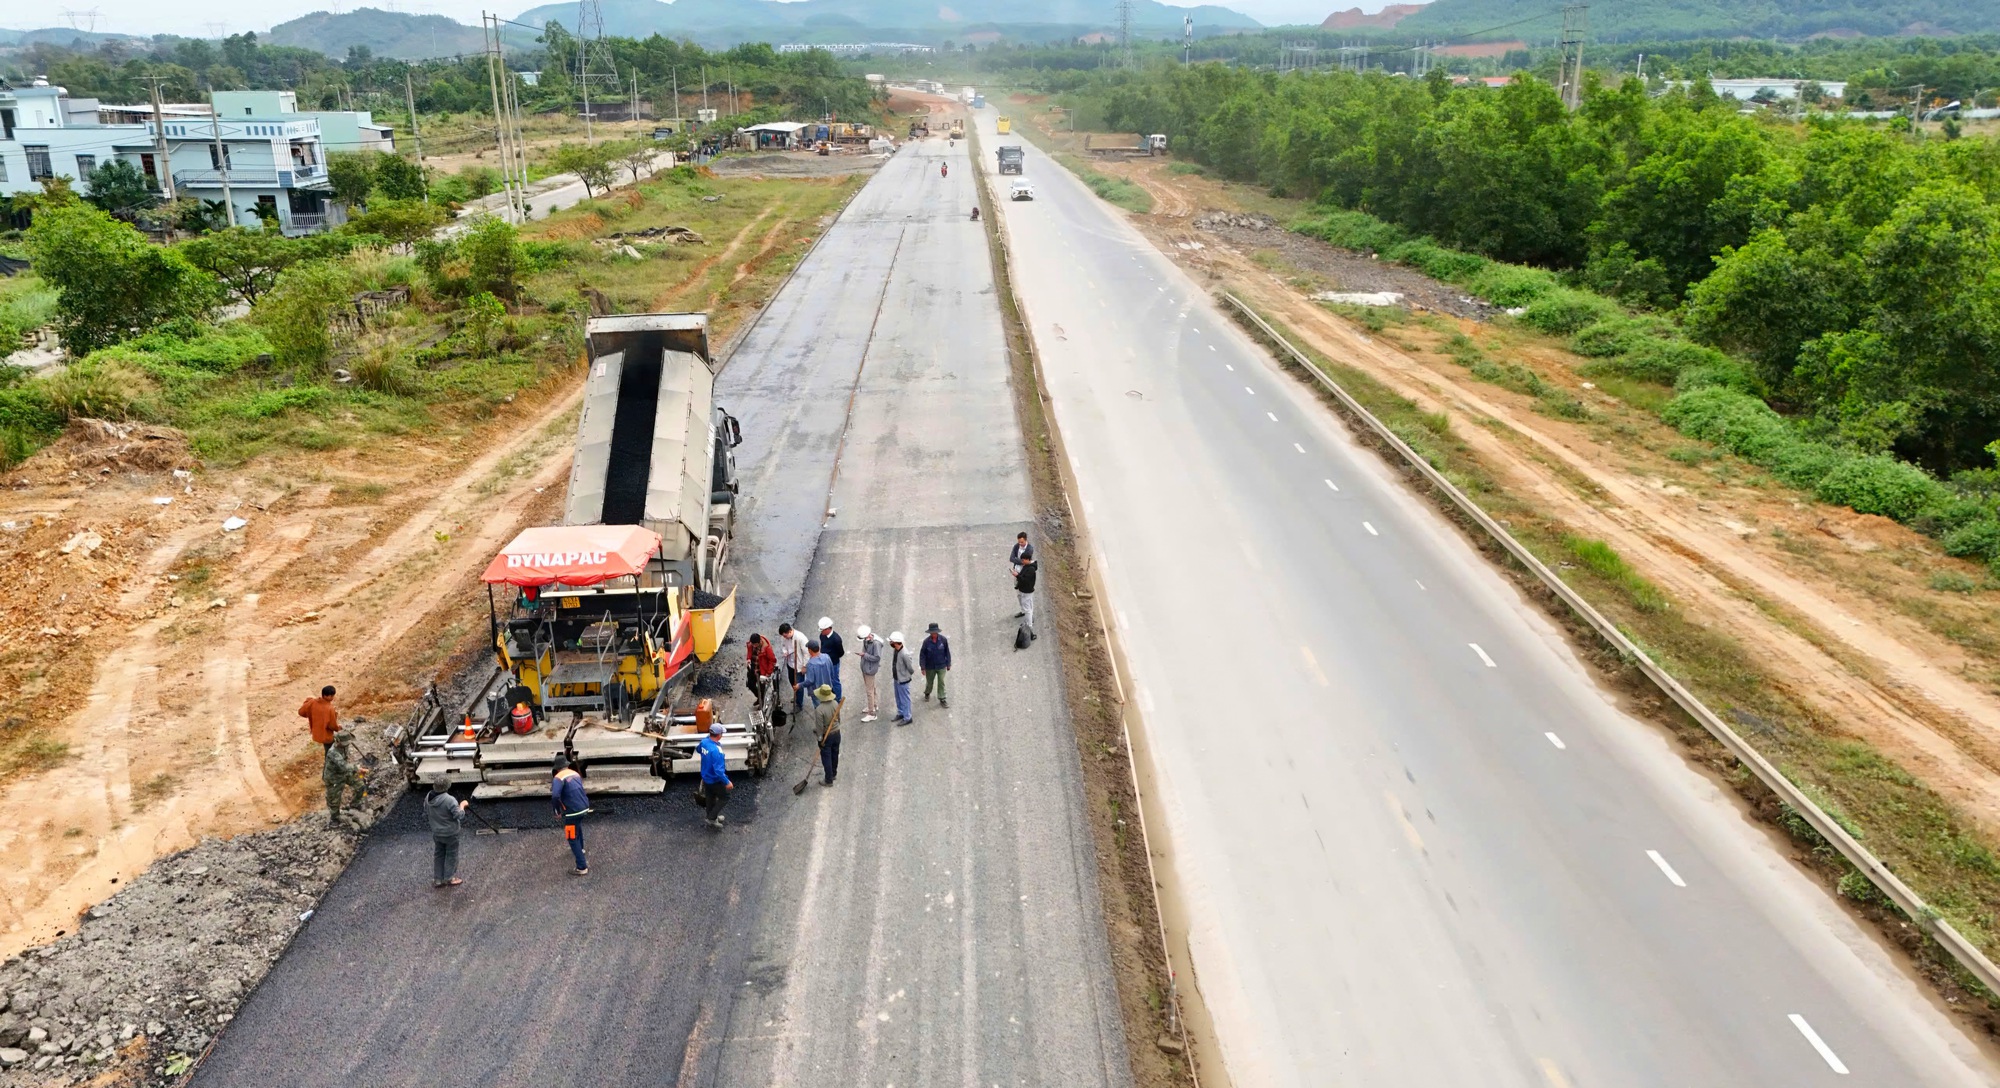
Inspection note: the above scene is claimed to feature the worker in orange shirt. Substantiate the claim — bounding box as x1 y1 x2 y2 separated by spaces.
299 685 340 749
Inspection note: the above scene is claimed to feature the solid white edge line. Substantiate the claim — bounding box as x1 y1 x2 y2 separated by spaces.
1363 521 1379 536
1545 732 1565 750
1469 643 1495 667
1646 849 1688 888
1324 479 1340 491
1788 1014 1850 1075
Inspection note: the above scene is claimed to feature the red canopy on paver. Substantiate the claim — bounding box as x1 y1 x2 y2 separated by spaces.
480 524 662 587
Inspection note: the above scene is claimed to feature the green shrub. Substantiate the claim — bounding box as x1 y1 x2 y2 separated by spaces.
1563 535 1668 611
208 385 329 421
1568 316 1676 358
1602 338 1730 384
255 261 351 373
1518 288 1620 336
1297 209 1408 253
43 359 155 421
1673 354 1760 394
1167 161 1205 176
1465 263 1560 307
1812 456 1949 523
1384 239 1488 282
1942 518 2000 562
1929 569 1981 594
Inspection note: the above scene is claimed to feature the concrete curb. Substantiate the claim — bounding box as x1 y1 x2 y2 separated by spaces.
1223 290 2000 1000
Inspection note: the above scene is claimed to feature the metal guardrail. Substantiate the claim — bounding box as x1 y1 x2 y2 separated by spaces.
1221 290 2000 997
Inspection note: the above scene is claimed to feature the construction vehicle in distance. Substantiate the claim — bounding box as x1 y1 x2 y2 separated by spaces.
389 312 774 797
1084 133 1169 157
949 118 965 140
996 145 1024 175
909 111 931 138
996 116 1012 134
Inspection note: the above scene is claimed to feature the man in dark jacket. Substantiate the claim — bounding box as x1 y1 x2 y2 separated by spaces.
1015 553 1039 639
426 783 469 887
817 617 845 676
919 622 952 708
552 755 592 875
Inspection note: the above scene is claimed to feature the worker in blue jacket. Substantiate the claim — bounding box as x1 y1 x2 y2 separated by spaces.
551 754 592 875
803 639 843 704
698 723 732 829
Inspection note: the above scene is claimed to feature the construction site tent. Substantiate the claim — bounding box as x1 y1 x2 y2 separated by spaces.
481 524 663 587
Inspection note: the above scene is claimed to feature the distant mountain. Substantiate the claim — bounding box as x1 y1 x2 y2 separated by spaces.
1321 4 1423 30
268 9 492 59
1397 0 2000 40
511 0 1261 39
0 26 151 48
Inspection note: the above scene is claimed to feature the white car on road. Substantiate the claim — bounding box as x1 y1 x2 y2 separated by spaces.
1009 179 1035 201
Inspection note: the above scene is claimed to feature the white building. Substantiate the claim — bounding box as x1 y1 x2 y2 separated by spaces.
1 79 358 234
1676 78 1849 102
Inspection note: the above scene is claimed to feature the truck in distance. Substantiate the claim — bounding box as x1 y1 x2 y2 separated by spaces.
1084 133 1168 157
996 145 1024 174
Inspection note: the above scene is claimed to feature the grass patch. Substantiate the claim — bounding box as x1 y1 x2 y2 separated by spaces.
1562 536 1669 612
1053 153 1153 214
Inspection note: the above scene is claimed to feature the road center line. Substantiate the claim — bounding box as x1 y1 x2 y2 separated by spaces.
1324 479 1340 492
1469 643 1495 667
1788 1014 1849 1075
1647 849 1688 888
1545 732 1566 750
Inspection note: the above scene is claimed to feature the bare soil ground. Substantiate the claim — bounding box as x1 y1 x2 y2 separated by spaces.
707 150 890 178
1107 155 2000 849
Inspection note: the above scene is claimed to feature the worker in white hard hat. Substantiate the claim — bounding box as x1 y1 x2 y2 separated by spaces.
817 616 846 685
855 625 883 721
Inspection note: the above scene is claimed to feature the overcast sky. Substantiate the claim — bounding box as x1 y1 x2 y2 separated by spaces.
24 0 1361 39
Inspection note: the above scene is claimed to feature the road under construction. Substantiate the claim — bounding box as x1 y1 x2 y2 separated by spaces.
186 104 2000 1088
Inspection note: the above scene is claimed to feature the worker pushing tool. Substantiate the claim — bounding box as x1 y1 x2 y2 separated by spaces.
552 755 592 875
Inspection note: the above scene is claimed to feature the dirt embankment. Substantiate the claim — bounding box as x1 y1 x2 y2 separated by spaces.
1109 156 2000 844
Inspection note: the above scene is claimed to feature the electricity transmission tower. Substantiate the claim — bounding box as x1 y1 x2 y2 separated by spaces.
1278 41 1321 75
1117 0 1134 68
1336 43 1370 73
1557 4 1589 110
574 0 621 142
61 8 101 32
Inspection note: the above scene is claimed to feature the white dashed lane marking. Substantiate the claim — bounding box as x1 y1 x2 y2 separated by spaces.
1789 1015 1849 1075
1324 479 1340 492
1469 643 1495 667
1545 732 1565 750
1647 850 1688 888
1363 522 1379 536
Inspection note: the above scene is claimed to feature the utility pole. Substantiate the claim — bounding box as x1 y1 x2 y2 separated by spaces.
146 75 175 202
483 12 522 220
1558 4 1589 111
405 69 428 203
1184 15 1191 66
207 88 235 227
671 66 681 130
702 64 709 115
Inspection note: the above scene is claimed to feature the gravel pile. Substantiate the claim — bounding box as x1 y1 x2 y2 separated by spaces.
0 769 403 1086
1193 211 1279 232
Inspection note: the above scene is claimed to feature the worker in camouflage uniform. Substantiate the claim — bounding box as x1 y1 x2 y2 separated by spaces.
323 730 365 827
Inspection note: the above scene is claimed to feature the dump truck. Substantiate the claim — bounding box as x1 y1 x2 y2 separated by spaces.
909 112 931 138
1085 133 1169 157
996 116 1012 134
389 312 773 796
996 145 1024 174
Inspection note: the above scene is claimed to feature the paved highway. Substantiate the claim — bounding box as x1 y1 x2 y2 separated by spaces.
975 111 1998 1087
195 134 1125 1088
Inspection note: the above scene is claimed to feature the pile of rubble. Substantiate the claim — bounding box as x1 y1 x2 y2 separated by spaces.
0 773 402 1086
1193 211 1279 232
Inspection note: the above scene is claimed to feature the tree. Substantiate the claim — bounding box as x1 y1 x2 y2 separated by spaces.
460 216 521 300
551 142 619 197
622 143 657 182
177 227 362 304
83 159 158 216
341 198 445 249
27 203 221 357
373 153 428 202
327 151 375 208
254 259 351 373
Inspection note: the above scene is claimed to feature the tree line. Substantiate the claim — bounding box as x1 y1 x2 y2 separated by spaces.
1085 65 2000 478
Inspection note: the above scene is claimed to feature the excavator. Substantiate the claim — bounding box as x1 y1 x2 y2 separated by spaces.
389 312 774 796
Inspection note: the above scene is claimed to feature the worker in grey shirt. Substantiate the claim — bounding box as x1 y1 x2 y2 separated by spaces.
426 783 470 888
856 625 884 722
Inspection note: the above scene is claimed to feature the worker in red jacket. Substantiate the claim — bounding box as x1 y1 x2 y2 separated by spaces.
746 633 779 711
299 685 340 748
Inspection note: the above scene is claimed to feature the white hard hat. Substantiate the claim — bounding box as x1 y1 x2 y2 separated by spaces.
856 625 872 639
818 616 833 630
889 630 905 643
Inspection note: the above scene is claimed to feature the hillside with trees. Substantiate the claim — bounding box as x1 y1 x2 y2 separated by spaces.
267 9 491 60
1397 0 2000 41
